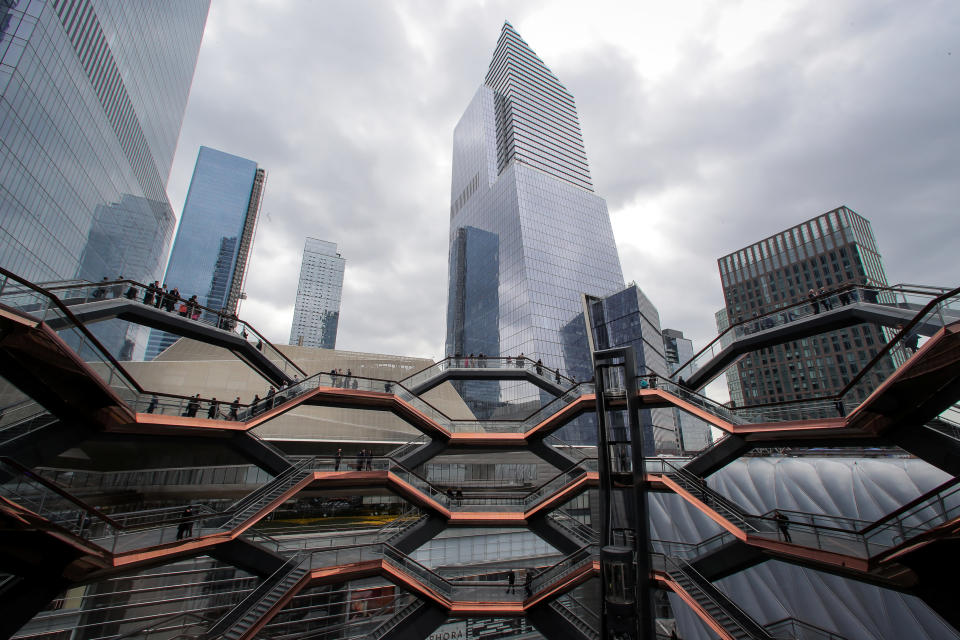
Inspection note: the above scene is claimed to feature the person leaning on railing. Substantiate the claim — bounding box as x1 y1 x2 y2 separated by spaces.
184 394 200 417
185 295 199 320
154 284 168 308
176 506 195 540
162 287 179 312
774 510 792 542
143 281 160 306
91 276 109 299
808 289 819 314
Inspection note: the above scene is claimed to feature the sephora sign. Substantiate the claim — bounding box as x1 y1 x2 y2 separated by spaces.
427 621 467 640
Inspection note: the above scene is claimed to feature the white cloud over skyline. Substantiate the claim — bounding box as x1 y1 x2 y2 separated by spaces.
165 0 960 361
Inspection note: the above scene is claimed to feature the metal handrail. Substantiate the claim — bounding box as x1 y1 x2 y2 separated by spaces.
369 599 424 639
765 616 850 639
1 270 593 428
1 456 123 528
1 455 302 543
713 284 960 413
206 553 307 637
3 452 601 554
529 544 597 592
662 554 772 639
221 457 311 520
658 459 759 532
1 273 308 379
401 355 577 386
670 282 956 382
0 266 145 393
859 475 960 535
838 285 960 397
107 610 212 640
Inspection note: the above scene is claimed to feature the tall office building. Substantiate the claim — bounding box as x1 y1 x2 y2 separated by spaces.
0 0 208 355
583 285 679 453
717 206 890 405
289 238 345 349
146 147 265 360
662 328 713 453
714 308 746 407
445 22 624 387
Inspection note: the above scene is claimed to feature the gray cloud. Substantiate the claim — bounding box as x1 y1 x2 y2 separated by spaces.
167 0 960 360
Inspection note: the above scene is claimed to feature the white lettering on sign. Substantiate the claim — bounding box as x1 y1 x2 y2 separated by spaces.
427 621 467 640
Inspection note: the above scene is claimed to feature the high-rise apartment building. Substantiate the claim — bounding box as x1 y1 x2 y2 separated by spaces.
0 0 208 356
445 22 624 386
146 147 265 360
717 206 890 405
289 238 345 349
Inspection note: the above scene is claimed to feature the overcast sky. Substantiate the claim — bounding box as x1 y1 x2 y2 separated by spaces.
166 0 959 361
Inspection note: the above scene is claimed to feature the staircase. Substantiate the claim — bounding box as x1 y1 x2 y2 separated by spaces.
549 595 600 640
664 556 773 640
0 408 59 449
369 599 425 640
387 435 447 469
528 433 591 470
219 457 313 530
529 507 598 556
528 545 598 596
547 510 598 546
923 405 960 442
663 465 758 534
379 513 447 554
386 435 429 461
207 553 309 639
524 459 597 512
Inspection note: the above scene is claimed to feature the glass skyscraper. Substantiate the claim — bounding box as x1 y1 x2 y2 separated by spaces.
445 22 624 388
146 146 265 360
714 307 746 407
662 328 713 453
717 206 891 405
289 237 345 350
583 284 679 452
0 0 208 284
